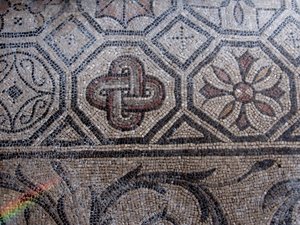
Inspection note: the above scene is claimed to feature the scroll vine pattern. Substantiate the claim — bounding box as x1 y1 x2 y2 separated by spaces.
0 159 280 224
263 179 300 224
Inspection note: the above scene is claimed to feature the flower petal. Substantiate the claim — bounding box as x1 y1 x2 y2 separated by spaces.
234 2 244 25
260 85 285 100
254 101 276 117
200 82 228 99
237 51 256 78
236 108 250 131
219 101 235 119
253 66 272 84
212 65 233 85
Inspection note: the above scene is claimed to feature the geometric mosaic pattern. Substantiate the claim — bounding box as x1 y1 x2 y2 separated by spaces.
183 0 286 35
44 15 96 66
269 16 300 67
1 0 300 224
188 41 297 141
152 15 214 70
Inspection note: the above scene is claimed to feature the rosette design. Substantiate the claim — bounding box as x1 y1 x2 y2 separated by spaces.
200 50 286 131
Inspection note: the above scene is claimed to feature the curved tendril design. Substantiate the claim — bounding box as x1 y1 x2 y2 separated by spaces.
20 58 46 87
0 59 9 83
19 99 47 125
0 100 13 130
0 160 278 225
89 165 228 225
263 179 300 225
0 165 69 225
0 114 8 125
14 54 53 95
0 52 55 132
141 207 180 225
203 159 276 188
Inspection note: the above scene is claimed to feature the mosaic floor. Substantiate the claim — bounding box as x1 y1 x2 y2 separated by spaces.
0 0 300 224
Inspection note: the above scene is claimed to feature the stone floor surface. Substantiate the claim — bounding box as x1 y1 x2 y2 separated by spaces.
0 0 300 224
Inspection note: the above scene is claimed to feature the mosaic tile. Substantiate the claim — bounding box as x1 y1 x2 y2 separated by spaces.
0 0 300 224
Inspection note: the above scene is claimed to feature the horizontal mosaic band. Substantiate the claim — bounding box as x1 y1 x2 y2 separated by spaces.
1 145 300 159
1 155 300 224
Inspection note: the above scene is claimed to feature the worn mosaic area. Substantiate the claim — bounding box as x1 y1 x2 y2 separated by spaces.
0 0 300 224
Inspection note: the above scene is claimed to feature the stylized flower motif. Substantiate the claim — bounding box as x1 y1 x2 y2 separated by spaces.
95 0 155 28
200 51 285 131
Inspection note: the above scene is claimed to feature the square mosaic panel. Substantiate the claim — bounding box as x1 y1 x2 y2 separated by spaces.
0 0 300 224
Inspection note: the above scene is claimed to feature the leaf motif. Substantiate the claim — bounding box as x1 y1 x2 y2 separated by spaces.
253 66 272 84
234 2 244 25
200 82 228 99
263 179 300 210
255 101 276 117
120 164 143 182
237 51 256 77
260 85 285 100
236 108 250 131
237 160 276 183
0 169 65 224
212 65 232 84
262 179 300 225
219 101 235 119
249 159 276 173
220 0 230 7
271 196 300 225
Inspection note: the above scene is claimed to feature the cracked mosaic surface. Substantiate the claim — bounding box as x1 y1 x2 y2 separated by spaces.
0 0 300 224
